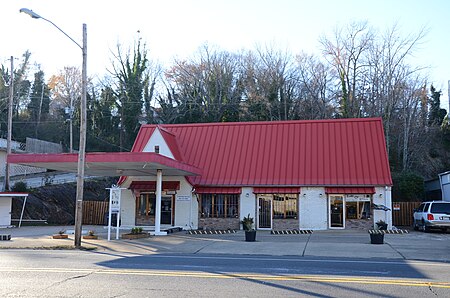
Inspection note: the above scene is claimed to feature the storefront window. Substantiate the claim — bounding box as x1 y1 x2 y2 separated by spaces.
200 194 239 218
345 195 371 219
273 194 297 219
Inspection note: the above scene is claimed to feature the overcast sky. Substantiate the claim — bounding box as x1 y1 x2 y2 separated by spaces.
2 0 450 109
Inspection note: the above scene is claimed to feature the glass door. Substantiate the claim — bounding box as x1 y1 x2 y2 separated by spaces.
136 193 155 226
136 194 173 226
258 195 272 229
329 195 345 228
160 196 173 225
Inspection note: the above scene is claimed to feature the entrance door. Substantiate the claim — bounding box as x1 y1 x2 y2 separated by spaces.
258 195 272 229
136 193 155 226
329 195 345 228
160 196 172 225
136 194 173 226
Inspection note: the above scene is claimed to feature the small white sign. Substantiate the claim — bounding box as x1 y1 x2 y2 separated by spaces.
176 195 191 201
346 194 371 202
110 188 121 213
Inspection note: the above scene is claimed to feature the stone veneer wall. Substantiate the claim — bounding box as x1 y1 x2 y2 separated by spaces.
199 217 240 230
273 218 298 230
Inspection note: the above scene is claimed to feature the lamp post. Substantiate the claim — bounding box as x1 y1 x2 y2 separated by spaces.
20 8 87 248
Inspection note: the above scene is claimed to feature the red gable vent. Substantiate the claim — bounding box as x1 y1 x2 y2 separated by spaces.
325 187 375 194
129 181 180 191
195 187 241 194
253 187 301 194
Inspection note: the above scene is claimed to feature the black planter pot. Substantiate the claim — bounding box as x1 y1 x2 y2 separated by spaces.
370 233 384 244
245 230 256 242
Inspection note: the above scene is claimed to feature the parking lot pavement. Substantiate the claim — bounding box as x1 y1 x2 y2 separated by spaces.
1 226 450 262
385 230 450 262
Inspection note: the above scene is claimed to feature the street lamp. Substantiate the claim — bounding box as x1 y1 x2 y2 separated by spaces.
20 8 87 248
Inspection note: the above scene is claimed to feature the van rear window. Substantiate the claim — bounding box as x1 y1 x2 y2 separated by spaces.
430 203 450 214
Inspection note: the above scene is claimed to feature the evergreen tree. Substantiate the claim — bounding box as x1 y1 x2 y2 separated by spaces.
28 70 51 137
111 39 149 150
428 85 447 126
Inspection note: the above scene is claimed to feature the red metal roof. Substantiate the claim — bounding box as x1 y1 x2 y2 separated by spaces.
325 187 375 194
130 118 393 187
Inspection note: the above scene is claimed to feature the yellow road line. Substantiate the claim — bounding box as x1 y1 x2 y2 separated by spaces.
1 267 450 289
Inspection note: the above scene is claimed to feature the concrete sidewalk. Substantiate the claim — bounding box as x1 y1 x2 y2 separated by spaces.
1 226 449 262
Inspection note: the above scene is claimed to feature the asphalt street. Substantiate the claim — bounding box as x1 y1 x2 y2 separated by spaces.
1 250 450 297
1 227 450 297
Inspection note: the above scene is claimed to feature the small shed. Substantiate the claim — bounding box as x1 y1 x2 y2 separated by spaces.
439 171 450 202
0 193 29 227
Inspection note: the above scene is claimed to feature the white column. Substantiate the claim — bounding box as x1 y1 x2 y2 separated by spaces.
154 169 166 235
385 186 392 228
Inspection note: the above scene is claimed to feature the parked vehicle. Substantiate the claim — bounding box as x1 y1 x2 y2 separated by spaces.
413 201 450 232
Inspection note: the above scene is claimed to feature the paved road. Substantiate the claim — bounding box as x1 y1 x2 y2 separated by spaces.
1 250 450 297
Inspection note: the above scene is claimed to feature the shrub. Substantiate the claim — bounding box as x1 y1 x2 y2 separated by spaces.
11 181 29 192
131 227 143 234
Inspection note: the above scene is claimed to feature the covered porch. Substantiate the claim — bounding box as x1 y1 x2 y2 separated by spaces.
7 152 201 235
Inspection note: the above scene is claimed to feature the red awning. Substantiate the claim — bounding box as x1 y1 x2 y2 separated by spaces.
253 187 301 194
325 187 375 194
195 187 242 194
129 181 180 191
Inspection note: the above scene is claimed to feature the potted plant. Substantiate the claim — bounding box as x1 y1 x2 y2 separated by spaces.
241 214 256 242
376 220 388 231
83 230 98 240
52 229 68 239
370 220 387 244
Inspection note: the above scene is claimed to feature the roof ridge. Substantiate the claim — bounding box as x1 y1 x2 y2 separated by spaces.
157 125 177 137
141 117 382 129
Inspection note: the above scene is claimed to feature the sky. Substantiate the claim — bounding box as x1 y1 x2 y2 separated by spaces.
2 0 450 110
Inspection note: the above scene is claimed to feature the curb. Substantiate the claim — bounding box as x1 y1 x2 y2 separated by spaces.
187 230 237 235
368 229 409 234
271 230 313 235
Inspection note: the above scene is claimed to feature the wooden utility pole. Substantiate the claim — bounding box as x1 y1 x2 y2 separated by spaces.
74 23 87 248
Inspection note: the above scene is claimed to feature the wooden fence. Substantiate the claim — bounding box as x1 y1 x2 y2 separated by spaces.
392 201 421 227
81 200 420 227
82 201 109 225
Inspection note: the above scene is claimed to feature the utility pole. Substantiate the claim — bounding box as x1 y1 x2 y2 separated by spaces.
73 23 87 248
3 56 14 192
20 8 87 248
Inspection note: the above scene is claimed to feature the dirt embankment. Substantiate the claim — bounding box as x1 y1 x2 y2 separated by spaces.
11 177 117 225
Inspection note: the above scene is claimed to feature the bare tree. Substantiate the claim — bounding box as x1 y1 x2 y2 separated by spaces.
320 21 374 118
294 52 335 119
164 44 243 123
366 23 427 157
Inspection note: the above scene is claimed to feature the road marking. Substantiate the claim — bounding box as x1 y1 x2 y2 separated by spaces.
2 250 450 269
136 254 450 268
1 267 450 289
